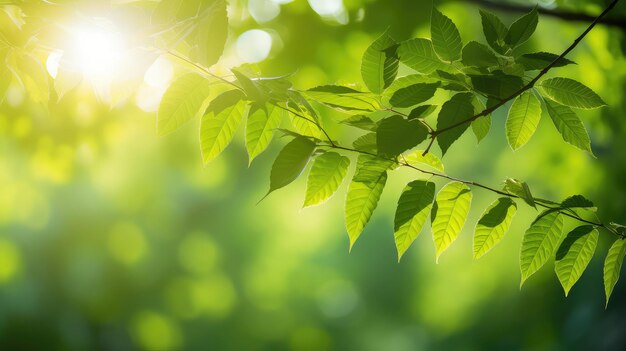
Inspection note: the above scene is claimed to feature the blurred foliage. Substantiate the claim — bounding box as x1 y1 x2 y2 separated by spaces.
1 0 626 350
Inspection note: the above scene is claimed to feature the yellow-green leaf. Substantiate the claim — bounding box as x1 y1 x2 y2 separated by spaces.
200 90 248 164
245 104 283 164
401 150 445 172
397 38 444 74
361 30 398 94
394 180 435 261
544 99 593 154
604 238 626 307
304 152 350 207
555 225 598 296
506 91 542 150
539 77 606 109
345 155 390 249
158 73 210 136
473 197 517 259
520 211 564 286
431 8 462 62
431 182 472 261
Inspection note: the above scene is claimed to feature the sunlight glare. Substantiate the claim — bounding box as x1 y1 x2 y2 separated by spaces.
67 22 128 79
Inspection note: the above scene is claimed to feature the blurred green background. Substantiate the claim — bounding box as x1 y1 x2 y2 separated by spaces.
1 0 626 350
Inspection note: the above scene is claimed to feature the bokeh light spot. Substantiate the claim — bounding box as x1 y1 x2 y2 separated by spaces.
236 29 273 63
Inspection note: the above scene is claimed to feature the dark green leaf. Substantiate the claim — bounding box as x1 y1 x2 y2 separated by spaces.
341 115 377 131
377 115 429 157
505 7 538 47
480 10 509 54
388 82 439 108
264 136 317 199
517 52 575 70
436 92 475 155
470 72 524 100
353 132 378 153
561 195 595 211
462 41 499 68
408 105 437 120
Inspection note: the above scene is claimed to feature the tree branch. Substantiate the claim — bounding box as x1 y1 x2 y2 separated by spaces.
324 144 623 238
432 0 621 137
458 0 626 31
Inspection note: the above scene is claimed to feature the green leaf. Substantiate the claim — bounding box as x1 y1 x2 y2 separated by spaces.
539 77 606 109
461 41 499 68
480 10 508 54
520 211 564 286
377 115 428 157
188 0 228 68
431 8 463 62
14 52 49 105
200 90 248 163
470 72 524 100
394 180 436 261
431 181 472 261
402 150 445 172
436 92 475 156
555 225 598 296
544 98 593 154
433 70 469 92
561 195 595 211
604 238 626 307
304 152 350 207
503 178 536 209
264 136 317 199
287 93 324 140
397 38 444 74
408 105 437 120
345 155 390 249
245 103 283 164
506 91 542 150
505 7 538 47
158 73 211 136
361 30 399 94
474 198 517 259
353 132 377 153
388 83 439 108
471 97 491 143
304 85 378 113
517 52 575 70
233 68 264 102
340 115 377 131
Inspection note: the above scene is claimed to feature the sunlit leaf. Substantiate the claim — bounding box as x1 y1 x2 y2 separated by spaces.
188 0 228 68
345 155 390 249
474 197 517 259
506 91 542 150
245 103 283 164
353 132 377 153
341 115 377 131
394 180 436 261
555 225 598 296
436 92 474 156
361 30 398 94
402 150 445 172
604 238 626 307
158 73 211 136
388 82 439 108
503 178 536 209
471 97 491 143
304 152 350 207
200 90 248 163
431 181 472 261
304 85 378 113
264 136 317 199
431 8 462 62
544 98 593 154
397 38 444 74
377 115 428 157
520 211 564 286
539 77 606 109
